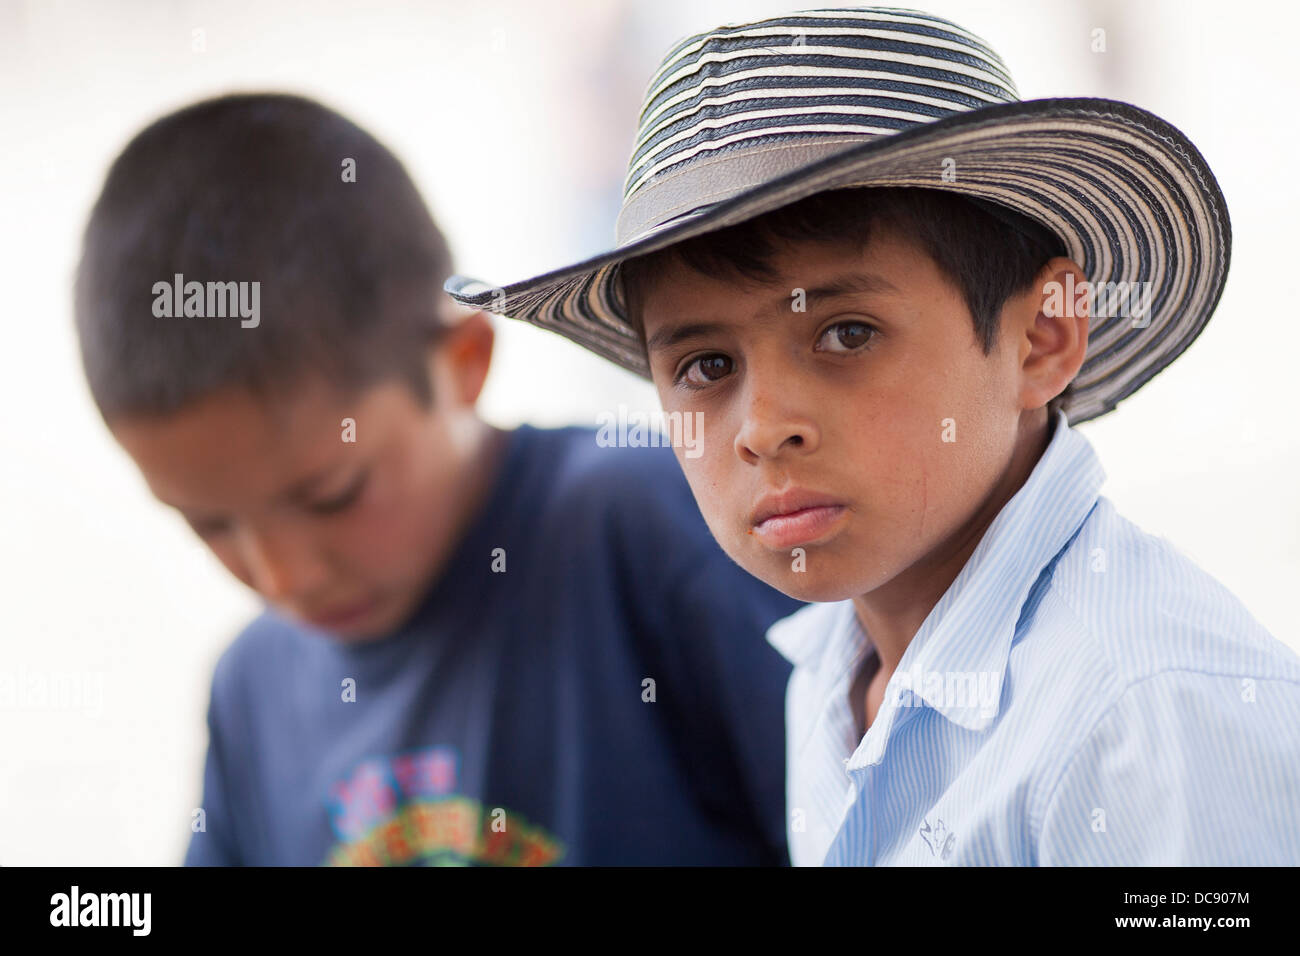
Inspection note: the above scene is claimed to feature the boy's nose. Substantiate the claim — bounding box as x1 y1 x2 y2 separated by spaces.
733 381 819 463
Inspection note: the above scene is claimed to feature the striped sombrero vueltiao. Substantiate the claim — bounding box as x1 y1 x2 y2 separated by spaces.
444 5 1230 425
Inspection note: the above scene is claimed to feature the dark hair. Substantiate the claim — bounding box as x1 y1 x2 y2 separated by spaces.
620 186 1076 417
74 93 454 422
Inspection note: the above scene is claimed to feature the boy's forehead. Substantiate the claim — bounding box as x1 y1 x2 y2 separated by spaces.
108 380 397 510
637 227 925 332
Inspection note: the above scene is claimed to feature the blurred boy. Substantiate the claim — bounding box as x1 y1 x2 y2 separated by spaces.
74 93 802 865
447 7 1300 864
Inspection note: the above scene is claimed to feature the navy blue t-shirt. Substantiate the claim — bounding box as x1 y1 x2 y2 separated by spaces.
184 424 804 866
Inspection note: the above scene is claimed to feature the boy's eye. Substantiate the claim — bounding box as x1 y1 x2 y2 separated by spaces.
187 516 230 539
308 470 369 515
817 320 877 354
679 353 733 388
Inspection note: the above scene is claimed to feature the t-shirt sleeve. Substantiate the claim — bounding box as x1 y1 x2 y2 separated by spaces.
608 457 803 863
664 555 801 861
1037 670 1300 865
183 655 245 866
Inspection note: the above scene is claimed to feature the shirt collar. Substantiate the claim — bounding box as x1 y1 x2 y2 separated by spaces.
768 408 1106 740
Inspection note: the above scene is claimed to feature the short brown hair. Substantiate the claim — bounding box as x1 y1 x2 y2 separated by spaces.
75 93 454 422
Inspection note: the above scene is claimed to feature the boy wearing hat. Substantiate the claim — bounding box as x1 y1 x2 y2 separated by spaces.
74 93 803 866
447 7 1300 865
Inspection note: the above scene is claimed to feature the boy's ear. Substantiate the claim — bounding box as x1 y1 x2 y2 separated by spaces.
1017 256 1090 413
430 303 495 407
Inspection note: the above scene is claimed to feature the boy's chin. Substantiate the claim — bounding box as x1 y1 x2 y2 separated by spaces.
746 563 864 604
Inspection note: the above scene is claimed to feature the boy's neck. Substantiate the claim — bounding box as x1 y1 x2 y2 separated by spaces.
345 418 513 647
851 411 1054 678
448 419 512 547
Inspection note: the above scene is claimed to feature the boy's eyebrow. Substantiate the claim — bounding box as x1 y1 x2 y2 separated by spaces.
162 464 348 517
800 272 901 305
281 464 349 502
645 270 900 354
646 321 730 354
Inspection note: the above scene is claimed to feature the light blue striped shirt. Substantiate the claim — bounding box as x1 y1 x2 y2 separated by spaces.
767 408 1300 865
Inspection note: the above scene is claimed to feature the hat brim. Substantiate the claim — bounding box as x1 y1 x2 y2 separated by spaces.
445 96 1230 425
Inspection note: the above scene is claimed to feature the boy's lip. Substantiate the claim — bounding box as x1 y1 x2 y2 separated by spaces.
750 489 848 549
305 595 379 629
751 488 845 526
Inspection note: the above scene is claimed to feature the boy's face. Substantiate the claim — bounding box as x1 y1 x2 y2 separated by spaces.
638 226 1071 605
109 312 497 642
